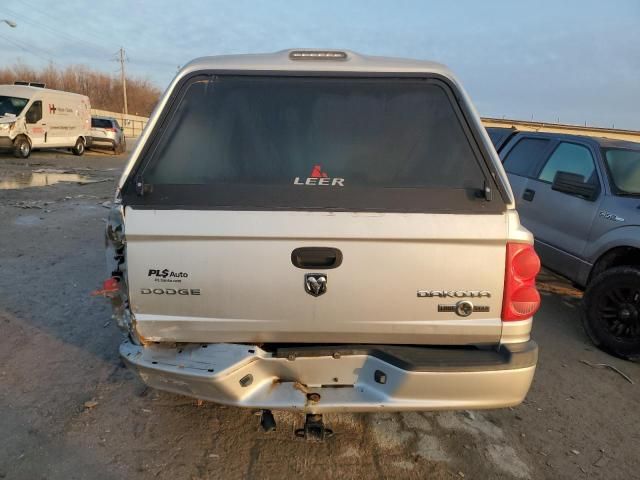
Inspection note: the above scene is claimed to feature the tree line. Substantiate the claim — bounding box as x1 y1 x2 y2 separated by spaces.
0 63 161 117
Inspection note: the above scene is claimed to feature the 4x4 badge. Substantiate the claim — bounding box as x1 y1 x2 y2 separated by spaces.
305 273 327 297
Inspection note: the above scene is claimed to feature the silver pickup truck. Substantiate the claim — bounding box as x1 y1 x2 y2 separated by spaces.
101 50 541 436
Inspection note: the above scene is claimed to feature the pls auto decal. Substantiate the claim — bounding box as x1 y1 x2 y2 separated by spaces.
293 165 344 186
148 268 188 283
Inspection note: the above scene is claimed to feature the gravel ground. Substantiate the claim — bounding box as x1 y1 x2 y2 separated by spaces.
0 148 639 480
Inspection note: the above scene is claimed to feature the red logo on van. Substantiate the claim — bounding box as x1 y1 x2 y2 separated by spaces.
48 104 57 114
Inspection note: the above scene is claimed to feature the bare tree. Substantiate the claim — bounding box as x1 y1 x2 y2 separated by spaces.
0 63 161 116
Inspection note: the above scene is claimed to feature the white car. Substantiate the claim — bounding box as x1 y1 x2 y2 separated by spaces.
91 116 126 154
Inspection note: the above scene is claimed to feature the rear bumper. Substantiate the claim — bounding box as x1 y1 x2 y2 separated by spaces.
90 137 116 147
121 340 537 413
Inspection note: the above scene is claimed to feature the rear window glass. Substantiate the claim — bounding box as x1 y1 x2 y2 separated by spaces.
127 75 502 212
92 118 112 128
502 138 550 177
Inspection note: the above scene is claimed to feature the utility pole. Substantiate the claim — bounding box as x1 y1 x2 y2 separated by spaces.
119 47 128 115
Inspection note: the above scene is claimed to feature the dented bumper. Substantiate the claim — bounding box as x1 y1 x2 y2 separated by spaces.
120 340 537 413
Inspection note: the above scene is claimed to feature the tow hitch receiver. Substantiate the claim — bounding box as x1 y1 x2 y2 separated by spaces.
295 414 333 441
260 409 276 432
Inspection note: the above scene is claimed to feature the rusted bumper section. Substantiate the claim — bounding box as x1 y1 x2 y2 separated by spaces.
120 340 537 413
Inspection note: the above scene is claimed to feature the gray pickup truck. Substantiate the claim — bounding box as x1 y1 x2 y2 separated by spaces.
99 50 542 437
489 128 640 360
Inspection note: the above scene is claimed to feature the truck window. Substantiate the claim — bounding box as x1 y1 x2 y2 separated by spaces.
25 101 42 124
538 142 597 185
502 138 550 177
486 127 513 148
604 148 640 195
128 75 503 213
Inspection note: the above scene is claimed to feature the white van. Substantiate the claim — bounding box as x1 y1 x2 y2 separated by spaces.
0 84 92 158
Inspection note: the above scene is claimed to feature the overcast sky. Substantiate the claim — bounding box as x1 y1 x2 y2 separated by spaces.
1 0 638 129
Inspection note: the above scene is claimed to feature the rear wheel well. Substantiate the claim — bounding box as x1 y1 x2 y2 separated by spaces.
588 247 640 285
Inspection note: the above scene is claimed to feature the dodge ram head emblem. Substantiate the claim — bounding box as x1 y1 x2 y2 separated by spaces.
305 273 327 297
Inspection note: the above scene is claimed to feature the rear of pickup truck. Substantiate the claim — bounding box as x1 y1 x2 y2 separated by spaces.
104 50 540 414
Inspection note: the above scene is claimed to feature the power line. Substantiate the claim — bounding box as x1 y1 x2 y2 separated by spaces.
2 4 111 53
0 32 53 63
0 5 114 56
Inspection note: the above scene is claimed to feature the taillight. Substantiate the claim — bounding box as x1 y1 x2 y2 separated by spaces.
502 243 541 321
106 127 116 132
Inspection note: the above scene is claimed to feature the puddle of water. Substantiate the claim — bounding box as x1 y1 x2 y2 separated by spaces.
0 172 92 189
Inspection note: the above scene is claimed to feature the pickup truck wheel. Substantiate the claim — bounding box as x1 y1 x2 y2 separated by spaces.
72 137 85 156
583 266 640 360
13 136 31 158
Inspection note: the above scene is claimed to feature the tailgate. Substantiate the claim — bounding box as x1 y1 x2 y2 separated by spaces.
125 209 506 345
118 73 510 346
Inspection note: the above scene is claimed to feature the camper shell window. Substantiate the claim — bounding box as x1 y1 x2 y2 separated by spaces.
123 74 504 213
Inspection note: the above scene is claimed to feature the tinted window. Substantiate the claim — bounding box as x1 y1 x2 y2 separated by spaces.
146 77 482 188
25 101 42 123
127 75 501 213
502 138 550 177
539 142 596 184
486 128 512 148
92 118 112 128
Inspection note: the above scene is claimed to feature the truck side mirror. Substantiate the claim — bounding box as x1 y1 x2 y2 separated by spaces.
551 171 598 201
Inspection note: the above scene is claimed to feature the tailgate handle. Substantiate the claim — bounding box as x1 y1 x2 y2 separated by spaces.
291 247 343 269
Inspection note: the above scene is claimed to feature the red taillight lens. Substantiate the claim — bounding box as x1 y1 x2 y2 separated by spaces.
502 243 541 321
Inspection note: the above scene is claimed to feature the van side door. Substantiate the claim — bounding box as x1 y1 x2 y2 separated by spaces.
516 140 602 279
24 100 45 146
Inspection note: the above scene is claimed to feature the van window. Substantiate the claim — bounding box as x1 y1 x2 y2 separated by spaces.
25 101 42 123
127 75 502 213
0 95 29 116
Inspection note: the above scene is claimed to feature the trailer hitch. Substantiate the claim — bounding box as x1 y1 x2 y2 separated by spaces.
295 414 333 441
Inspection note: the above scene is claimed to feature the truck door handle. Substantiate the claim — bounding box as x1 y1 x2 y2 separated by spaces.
291 247 343 269
522 189 536 201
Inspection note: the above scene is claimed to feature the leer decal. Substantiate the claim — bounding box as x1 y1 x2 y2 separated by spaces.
293 165 345 186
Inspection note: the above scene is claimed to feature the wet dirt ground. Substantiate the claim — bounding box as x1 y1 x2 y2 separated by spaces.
0 148 639 480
